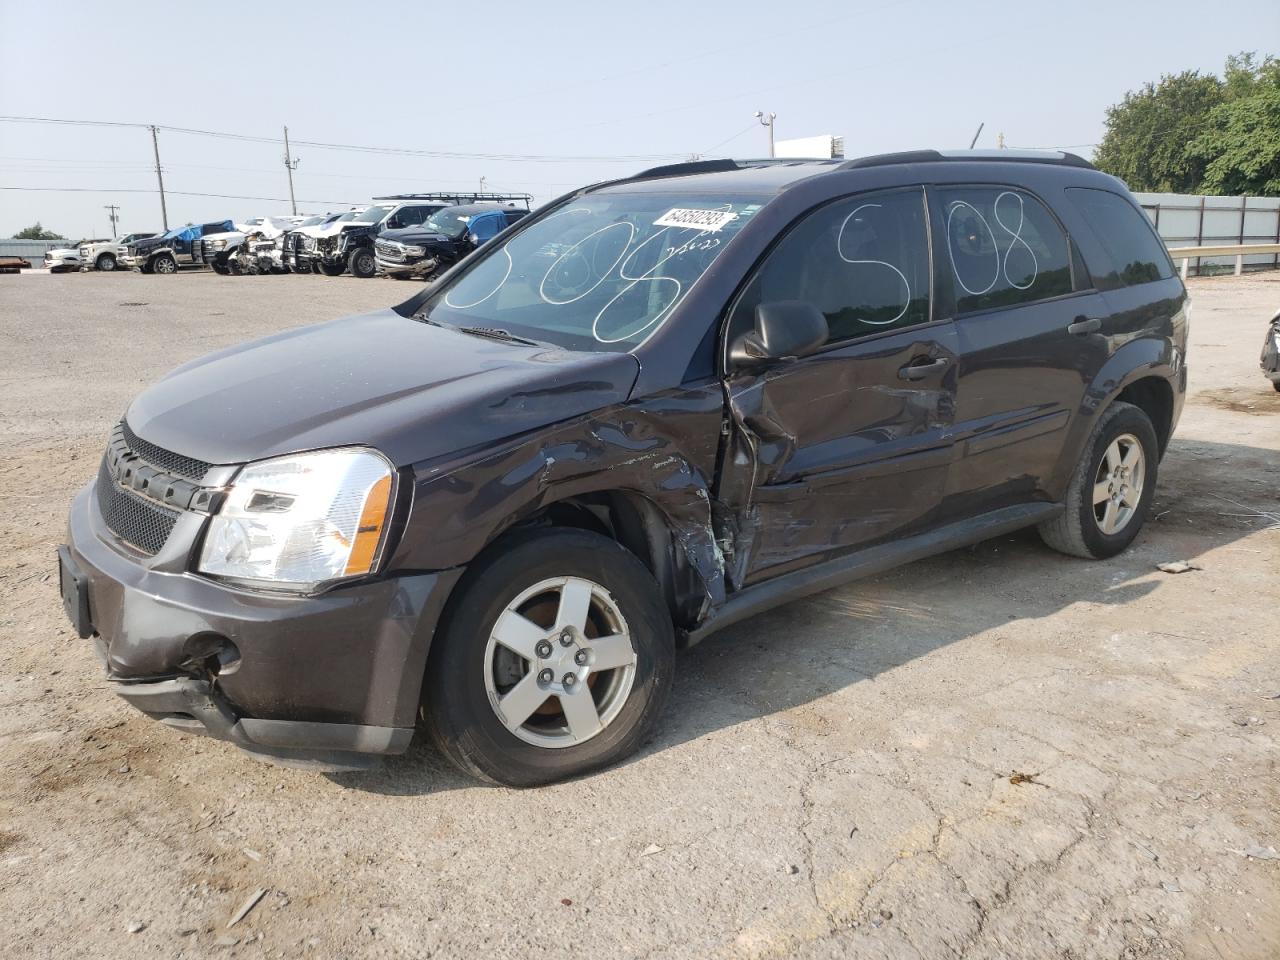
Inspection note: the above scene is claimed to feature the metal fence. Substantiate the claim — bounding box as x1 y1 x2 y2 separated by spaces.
1135 192 1280 277
0 239 73 259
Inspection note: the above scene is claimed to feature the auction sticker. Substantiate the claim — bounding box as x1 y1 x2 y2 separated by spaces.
654 208 738 232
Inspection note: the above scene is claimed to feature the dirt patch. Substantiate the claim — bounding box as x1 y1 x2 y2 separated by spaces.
1195 385 1280 414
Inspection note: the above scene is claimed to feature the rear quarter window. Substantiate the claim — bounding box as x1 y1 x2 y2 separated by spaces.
1066 187 1174 290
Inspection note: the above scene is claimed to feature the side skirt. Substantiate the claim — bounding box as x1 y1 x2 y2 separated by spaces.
682 501 1063 646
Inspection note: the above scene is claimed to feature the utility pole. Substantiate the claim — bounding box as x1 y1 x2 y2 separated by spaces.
996 131 1006 149
479 175 486 194
754 110 777 158
103 204 121 236
283 125 299 215
968 122 984 150
148 125 169 231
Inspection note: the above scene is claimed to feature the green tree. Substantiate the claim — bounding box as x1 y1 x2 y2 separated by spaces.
1187 54 1280 196
12 222 66 240
1093 70 1224 192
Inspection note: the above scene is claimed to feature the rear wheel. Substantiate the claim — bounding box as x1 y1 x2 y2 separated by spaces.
1038 401 1158 559
424 528 674 787
152 253 177 275
95 253 117 272
349 248 376 278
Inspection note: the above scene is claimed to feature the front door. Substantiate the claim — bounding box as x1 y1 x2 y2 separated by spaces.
717 187 959 585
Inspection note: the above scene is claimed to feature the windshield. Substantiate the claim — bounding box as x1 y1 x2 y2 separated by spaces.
420 192 760 351
422 209 478 238
352 205 394 224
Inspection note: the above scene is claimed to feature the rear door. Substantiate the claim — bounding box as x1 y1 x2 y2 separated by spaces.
932 184 1110 517
719 187 959 583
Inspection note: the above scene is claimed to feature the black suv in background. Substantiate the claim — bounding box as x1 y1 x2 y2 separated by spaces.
375 203 530 280
303 193 532 278
60 151 1186 785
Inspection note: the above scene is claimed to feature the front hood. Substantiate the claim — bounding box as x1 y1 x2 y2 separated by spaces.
309 220 370 238
48 248 79 257
125 309 640 468
379 227 452 246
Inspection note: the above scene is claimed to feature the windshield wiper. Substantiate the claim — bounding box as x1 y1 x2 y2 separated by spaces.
458 326 541 346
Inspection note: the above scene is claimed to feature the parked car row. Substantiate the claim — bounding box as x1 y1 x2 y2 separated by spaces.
42 192 533 282
278 193 532 280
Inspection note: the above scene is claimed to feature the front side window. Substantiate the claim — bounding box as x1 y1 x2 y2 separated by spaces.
728 188 931 346
1066 187 1174 289
420 191 760 351
938 187 1072 313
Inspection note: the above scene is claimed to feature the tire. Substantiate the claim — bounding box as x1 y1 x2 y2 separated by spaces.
139 263 154 275
349 248 376 278
152 253 177 275
319 259 346 277
212 262 230 276
95 253 116 272
1038 401 1159 559
424 528 675 787
1272 381 1280 393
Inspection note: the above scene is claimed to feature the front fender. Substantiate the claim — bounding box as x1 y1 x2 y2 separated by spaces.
389 386 728 613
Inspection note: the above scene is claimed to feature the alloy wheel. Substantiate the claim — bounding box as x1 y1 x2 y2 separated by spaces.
483 576 638 749
1093 433 1145 535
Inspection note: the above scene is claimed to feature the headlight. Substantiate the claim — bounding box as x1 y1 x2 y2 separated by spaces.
198 448 395 591
211 239 227 250
404 245 426 256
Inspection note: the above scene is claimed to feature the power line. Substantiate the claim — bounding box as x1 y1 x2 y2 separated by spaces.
0 186 361 206
0 115 682 164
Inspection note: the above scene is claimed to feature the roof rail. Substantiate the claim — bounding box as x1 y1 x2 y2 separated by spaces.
839 149 1096 171
631 159 741 180
373 191 534 207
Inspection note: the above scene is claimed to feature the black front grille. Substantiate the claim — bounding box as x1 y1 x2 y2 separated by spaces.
120 421 212 482
97 459 180 555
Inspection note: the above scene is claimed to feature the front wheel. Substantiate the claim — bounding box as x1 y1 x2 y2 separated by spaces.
349 248 376 278
95 253 117 272
1039 401 1159 559
318 259 346 277
424 528 674 787
152 253 177 275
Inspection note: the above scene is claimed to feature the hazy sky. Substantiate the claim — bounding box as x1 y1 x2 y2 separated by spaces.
2 0 1276 239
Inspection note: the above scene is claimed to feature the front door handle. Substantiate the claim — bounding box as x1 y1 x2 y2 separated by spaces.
1067 317 1102 335
897 357 950 381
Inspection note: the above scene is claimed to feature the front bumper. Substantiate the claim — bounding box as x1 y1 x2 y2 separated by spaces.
63 481 463 769
375 254 438 279
1262 323 1280 382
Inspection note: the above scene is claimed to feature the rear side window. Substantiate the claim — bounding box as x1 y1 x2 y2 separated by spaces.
1066 187 1174 289
937 187 1073 313
729 188 931 345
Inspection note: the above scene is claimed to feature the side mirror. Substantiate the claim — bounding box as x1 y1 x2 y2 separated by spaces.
729 301 829 371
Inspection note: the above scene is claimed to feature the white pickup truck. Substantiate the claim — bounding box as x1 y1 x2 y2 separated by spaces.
78 233 159 272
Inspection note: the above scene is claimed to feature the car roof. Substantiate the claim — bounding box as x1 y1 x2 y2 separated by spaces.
595 150 1101 197
441 203 524 215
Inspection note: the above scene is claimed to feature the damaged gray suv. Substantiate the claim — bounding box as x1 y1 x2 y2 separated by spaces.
60 151 1187 785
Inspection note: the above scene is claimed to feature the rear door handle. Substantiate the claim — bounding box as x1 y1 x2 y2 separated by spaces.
897 357 950 381
1067 317 1102 335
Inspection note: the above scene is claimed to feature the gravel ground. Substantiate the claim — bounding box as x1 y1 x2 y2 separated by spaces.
1 270 1277 960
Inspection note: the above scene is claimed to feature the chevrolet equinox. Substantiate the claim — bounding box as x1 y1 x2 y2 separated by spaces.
60 151 1188 785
